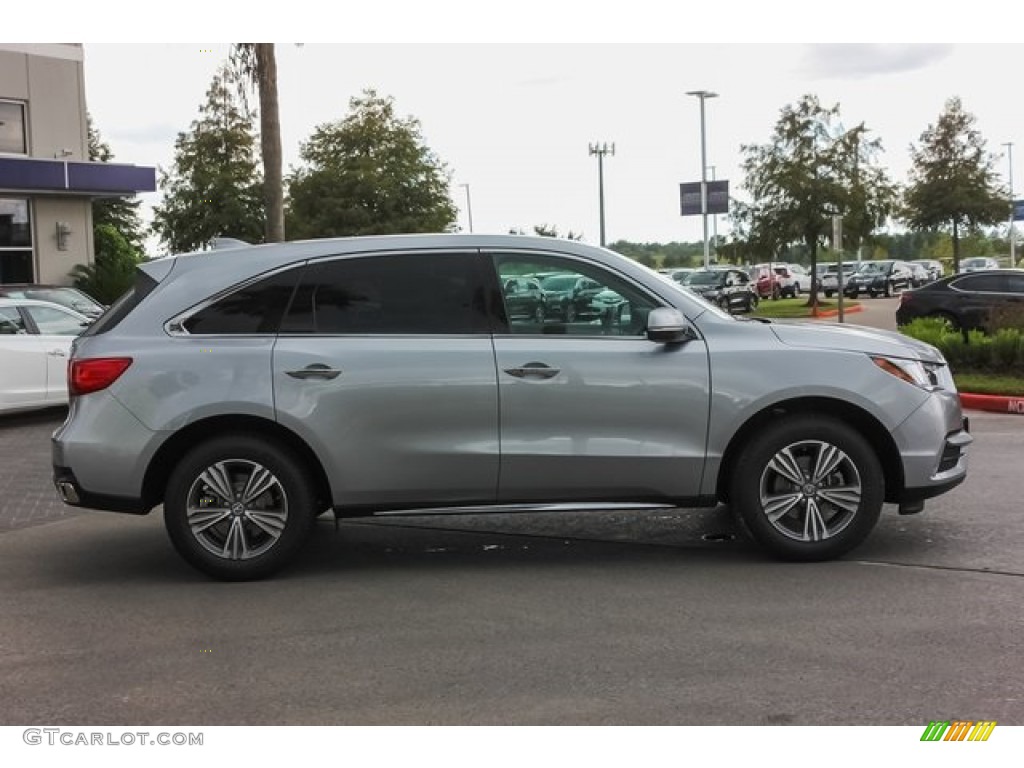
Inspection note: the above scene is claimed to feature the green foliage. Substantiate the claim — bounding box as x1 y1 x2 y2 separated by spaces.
88 115 146 251
286 89 457 238
151 65 265 253
902 97 1008 273
900 317 1024 375
739 95 896 301
70 224 141 304
608 240 705 269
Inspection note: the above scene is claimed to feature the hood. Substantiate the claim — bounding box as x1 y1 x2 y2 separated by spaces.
770 321 945 363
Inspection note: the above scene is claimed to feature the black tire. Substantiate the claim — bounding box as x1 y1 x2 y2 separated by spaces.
565 303 577 323
749 294 759 310
533 303 546 324
719 296 732 313
884 281 892 298
791 284 800 298
164 435 317 581
772 285 781 300
728 415 884 561
824 290 834 298
868 290 877 299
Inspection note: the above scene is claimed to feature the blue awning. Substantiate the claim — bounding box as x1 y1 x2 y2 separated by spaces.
0 156 156 196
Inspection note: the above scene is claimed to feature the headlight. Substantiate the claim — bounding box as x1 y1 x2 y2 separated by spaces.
871 356 945 390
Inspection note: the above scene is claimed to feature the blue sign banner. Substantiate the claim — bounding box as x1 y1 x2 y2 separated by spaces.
680 180 729 216
1013 199 1024 222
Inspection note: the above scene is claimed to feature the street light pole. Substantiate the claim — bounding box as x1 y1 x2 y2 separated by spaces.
589 142 615 247
708 164 718 258
686 90 718 269
1004 142 1015 268
459 183 474 233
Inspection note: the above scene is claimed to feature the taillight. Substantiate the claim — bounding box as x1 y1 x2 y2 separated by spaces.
69 357 133 396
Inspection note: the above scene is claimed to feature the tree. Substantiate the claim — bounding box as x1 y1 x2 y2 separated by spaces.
88 116 145 251
71 224 141 303
510 224 585 240
151 65 264 253
230 43 285 243
287 89 457 238
902 97 1008 274
740 95 895 307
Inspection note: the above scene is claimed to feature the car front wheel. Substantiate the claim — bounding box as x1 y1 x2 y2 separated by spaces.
164 435 317 580
729 415 883 561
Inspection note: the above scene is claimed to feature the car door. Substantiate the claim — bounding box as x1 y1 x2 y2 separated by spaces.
272 250 500 508
488 250 711 503
0 306 48 410
20 303 84 403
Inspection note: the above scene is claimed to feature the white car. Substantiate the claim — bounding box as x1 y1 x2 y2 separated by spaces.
958 257 1000 274
0 297 90 414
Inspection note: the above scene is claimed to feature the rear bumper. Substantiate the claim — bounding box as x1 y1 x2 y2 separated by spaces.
52 464 150 514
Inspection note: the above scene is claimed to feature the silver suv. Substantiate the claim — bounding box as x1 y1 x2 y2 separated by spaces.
53 235 971 580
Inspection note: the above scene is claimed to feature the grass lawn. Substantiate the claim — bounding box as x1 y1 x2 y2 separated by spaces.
953 372 1024 396
750 298 860 319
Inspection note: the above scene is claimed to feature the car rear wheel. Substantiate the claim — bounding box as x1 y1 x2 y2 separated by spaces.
729 415 883 561
164 435 317 581
533 304 546 324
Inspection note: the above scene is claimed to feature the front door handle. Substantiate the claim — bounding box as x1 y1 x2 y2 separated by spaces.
48 349 66 357
503 362 560 380
285 363 342 380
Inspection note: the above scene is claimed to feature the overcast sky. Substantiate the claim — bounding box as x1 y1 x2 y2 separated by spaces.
52 9 1024 254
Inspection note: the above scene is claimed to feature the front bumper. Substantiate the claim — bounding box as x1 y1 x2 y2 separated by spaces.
892 392 972 504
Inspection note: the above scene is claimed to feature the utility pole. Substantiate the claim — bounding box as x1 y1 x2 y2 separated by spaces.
589 142 615 247
459 183 474 233
1005 142 1016 268
686 90 718 269
708 165 718 258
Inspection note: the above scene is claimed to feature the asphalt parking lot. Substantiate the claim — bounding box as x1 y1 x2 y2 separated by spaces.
1 391 1022 725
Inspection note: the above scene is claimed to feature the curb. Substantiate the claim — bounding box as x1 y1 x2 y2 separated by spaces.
959 393 1024 415
812 304 864 318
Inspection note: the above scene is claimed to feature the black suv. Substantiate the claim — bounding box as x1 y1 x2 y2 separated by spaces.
844 260 913 298
683 268 757 313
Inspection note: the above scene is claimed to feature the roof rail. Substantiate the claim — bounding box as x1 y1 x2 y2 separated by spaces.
210 238 251 250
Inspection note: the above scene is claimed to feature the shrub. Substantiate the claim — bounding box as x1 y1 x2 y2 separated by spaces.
900 318 1024 376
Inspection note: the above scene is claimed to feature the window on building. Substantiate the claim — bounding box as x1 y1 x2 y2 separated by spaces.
0 101 27 155
0 198 33 284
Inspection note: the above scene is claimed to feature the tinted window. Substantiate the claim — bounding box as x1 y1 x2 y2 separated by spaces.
184 268 301 335
84 271 158 337
282 252 487 335
0 306 25 334
492 253 659 337
1005 274 1024 294
954 274 1005 293
23 304 85 335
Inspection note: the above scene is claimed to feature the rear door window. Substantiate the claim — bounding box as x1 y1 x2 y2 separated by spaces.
281 251 489 335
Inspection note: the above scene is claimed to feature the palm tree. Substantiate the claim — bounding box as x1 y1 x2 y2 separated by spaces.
230 43 284 242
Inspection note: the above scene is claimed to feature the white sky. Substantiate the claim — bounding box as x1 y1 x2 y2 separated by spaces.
16 4 1024 254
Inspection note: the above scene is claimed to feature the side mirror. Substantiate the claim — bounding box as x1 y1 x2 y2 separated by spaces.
646 308 696 344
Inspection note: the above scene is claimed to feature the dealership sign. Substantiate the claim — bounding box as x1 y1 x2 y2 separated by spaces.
679 180 729 216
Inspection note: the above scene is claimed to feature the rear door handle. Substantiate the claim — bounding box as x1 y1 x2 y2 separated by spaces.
503 362 560 380
285 363 342 380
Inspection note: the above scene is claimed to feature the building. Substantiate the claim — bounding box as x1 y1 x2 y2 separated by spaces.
0 43 155 285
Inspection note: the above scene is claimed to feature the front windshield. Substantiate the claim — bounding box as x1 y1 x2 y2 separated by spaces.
858 262 888 273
